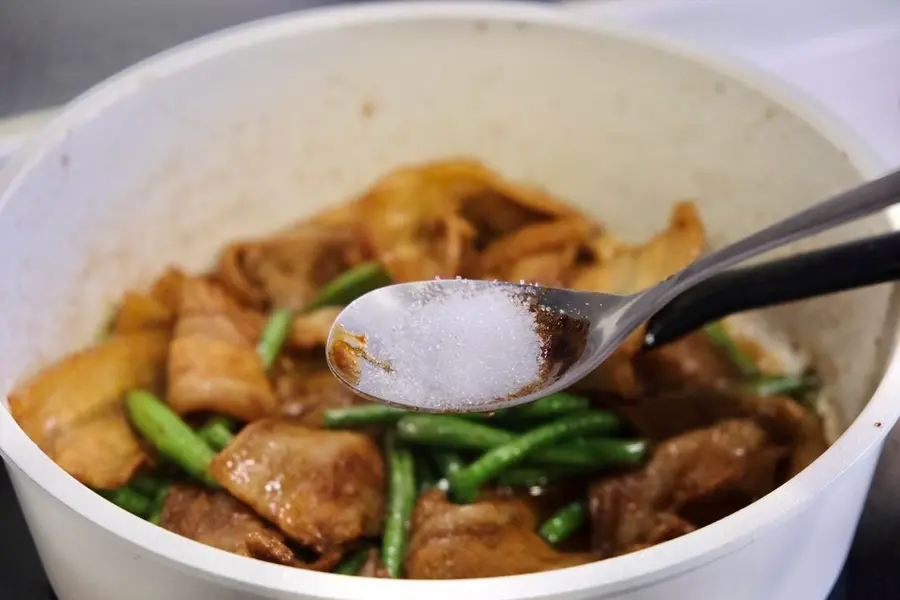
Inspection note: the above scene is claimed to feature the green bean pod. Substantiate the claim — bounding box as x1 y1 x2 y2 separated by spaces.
382 432 416 579
742 372 820 400
257 308 293 371
127 474 167 497
96 487 152 518
448 412 625 503
323 404 410 428
147 485 172 525
125 390 219 486
196 415 237 451
333 547 371 576
497 393 591 420
305 262 391 311
704 322 760 377
396 413 627 467
539 500 588 545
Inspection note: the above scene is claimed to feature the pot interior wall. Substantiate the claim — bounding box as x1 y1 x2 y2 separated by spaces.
0 15 895 437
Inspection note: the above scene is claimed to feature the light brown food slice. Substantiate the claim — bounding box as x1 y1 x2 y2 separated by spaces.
406 490 594 579
111 268 186 335
218 220 369 310
359 159 580 282
589 418 784 557
167 277 275 422
210 420 384 552
160 484 340 570
8 331 168 489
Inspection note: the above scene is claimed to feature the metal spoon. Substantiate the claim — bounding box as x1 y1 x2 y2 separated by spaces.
327 167 900 413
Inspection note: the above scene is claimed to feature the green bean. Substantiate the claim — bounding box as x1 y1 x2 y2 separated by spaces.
147 485 171 525
125 390 219 486
305 262 391 311
127 474 167 497
416 455 439 494
396 414 511 449
539 500 588 545
333 547 371 576
432 450 465 492
396 413 626 467
742 372 820 400
257 308 293 371
256 263 391 370
497 393 591 420
322 393 593 430
196 415 237 451
323 404 409 428
96 487 152 517
382 432 416 579
495 440 648 487
704 322 760 377
448 413 624 503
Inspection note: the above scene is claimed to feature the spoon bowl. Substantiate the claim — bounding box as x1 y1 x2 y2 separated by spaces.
327 166 900 413
326 279 641 412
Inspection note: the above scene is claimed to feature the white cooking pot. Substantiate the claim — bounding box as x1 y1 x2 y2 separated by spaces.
1 3 898 599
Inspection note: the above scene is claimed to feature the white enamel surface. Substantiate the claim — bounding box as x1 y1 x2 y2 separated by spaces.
1 3 899 600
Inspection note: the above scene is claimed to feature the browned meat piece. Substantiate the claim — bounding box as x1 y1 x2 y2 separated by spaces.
589 419 785 557
8 332 168 489
160 485 341 570
612 388 828 477
218 220 368 310
406 490 594 579
633 330 743 393
274 362 365 426
744 394 828 477
167 278 276 422
210 420 384 552
111 268 186 335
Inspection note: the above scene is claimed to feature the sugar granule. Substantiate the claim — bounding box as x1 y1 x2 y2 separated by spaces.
356 281 545 410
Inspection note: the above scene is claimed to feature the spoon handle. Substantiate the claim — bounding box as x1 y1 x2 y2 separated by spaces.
643 230 900 350
656 167 900 305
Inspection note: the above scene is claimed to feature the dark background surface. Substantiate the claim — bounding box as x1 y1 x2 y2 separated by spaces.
0 1 896 598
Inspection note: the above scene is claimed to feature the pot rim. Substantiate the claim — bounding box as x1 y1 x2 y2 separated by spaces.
1 3 897 598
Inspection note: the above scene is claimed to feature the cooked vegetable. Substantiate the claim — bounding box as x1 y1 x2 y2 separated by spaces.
497 393 591 420
742 372 820 399
449 413 625 503
125 390 218 485
323 404 409 428
382 432 416 579
147 485 171 525
196 415 237 451
257 308 294 371
334 547 371 576
396 413 631 468
97 487 152 517
539 501 588 545
704 322 760 378
305 261 391 311
127 474 167 497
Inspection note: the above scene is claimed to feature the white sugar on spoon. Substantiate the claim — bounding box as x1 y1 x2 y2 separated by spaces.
327 279 557 412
